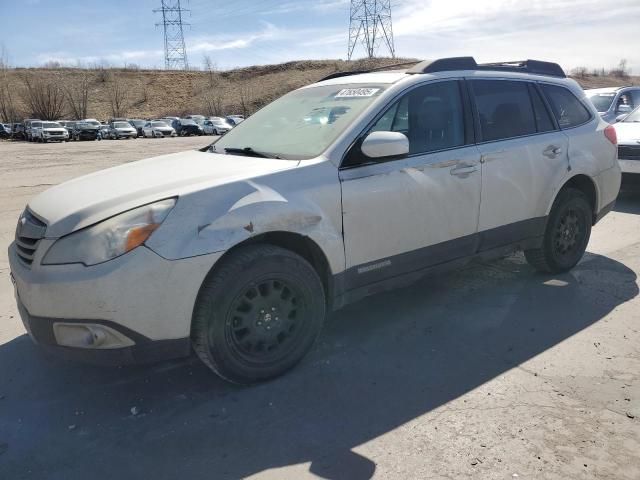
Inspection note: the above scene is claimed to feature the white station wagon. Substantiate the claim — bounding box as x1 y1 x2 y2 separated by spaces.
10 57 621 384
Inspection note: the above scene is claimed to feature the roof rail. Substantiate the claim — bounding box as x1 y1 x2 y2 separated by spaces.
318 61 421 82
407 57 566 78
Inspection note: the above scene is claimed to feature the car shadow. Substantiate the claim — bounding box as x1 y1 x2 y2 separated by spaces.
0 252 637 480
614 190 640 214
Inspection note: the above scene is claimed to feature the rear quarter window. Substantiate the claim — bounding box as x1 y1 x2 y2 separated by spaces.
541 84 592 129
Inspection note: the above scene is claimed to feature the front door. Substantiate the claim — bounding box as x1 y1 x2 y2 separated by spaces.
339 80 482 291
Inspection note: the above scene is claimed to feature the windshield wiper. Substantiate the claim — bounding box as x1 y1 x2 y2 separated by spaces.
224 147 280 159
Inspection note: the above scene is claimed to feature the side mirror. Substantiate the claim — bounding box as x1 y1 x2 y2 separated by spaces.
615 114 628 123
361 131 409 159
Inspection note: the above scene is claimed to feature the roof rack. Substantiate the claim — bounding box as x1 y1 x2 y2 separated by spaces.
407 56 566 78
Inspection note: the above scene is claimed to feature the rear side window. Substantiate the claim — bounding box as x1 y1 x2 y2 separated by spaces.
471 80 536 142
541 84 591 128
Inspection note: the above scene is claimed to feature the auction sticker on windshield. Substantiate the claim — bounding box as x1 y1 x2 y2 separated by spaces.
335 88 381 98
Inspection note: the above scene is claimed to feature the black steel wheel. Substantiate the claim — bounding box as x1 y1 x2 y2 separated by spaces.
192 244 326 384
525 188 592 273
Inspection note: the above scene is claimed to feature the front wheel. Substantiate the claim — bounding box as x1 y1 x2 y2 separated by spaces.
192 245 326 385
525 188 592 273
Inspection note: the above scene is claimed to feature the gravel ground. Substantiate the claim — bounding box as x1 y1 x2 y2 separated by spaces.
0 138 639 480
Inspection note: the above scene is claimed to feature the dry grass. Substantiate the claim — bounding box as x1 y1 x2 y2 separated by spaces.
2 58 638 122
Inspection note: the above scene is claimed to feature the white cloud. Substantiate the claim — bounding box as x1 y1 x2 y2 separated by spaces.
391 0 640 72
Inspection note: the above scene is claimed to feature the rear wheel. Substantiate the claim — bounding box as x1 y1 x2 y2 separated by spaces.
192 245 326 384
525 188 592 273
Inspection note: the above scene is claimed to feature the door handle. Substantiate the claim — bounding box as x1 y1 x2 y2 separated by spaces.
450 165 478 176
543 145 563 158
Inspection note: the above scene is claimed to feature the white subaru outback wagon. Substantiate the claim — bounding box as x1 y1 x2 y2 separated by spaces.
10 57 621 384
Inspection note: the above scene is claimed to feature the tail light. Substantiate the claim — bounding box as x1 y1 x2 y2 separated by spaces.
604 125 617 145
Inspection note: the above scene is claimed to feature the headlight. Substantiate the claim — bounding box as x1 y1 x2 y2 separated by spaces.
42 198 176 266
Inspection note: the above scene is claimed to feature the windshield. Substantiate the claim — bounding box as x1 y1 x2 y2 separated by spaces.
180 119 196 125
212 119 230 126
131 120 145 126
211 84 388 159
152 121 169 127
587 93 616 112
84 120 100 126
42 122 61 128
114 122 130 128
622 107 640 122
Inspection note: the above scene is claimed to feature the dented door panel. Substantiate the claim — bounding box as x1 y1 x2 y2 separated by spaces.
339 146 482 282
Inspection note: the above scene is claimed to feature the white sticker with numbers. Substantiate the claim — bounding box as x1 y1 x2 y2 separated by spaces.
335 88 380 98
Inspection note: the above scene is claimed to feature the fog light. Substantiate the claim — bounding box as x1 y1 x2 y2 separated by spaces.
53 323 135 349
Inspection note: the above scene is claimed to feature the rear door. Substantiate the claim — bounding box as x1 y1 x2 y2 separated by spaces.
470 79 569 250
340 80 482 290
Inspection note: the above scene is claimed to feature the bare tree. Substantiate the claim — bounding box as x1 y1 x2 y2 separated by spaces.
0 44 20 123
0 44 9 70
20 74 65 120
570 66 588 79
204 85 227 116
611 59 630 79
237 80 254 117
108 74 128 118
202 54 219 88
64 72 90 119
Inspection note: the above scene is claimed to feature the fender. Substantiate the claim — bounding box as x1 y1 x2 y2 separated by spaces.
146 161 346 277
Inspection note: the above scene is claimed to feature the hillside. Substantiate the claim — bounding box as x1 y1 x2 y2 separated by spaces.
1 58 638 122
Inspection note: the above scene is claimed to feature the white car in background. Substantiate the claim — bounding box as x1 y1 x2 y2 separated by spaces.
9 57 621 384
613 105 640 177
33 121 69 143
203 117 233 135
142 120 177 138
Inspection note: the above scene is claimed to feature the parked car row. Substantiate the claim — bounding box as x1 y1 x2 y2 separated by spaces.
1 114 244 142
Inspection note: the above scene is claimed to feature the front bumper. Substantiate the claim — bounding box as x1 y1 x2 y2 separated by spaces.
9 243 223 365
619 159 640 174
76 131 99 140
115 131 137 138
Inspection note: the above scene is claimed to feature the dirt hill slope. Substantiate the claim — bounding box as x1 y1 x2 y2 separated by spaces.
1 58 638 122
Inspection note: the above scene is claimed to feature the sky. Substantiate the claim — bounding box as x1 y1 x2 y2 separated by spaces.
0 0 638 73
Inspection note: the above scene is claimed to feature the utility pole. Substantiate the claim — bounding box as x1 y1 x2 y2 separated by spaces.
347 0 396 60
154 0 190 70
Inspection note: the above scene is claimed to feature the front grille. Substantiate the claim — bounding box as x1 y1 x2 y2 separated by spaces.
15 210 47 266
619 145 640 161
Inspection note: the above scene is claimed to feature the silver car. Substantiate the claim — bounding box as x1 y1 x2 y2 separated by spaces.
203 117 233 135
109 121 138 140
9 57 621 384
586 86 640 124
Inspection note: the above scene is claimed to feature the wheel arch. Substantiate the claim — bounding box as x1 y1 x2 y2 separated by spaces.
197 231 334 310
552 174 598 224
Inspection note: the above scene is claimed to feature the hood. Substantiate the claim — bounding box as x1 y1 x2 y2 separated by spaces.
614 122 640 144
29 150 299 238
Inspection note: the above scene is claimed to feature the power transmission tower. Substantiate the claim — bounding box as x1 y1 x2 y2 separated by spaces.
347 0 396 60
154 0 190 70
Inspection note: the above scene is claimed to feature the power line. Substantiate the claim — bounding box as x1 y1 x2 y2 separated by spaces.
347 0 396 60
154 0 190 70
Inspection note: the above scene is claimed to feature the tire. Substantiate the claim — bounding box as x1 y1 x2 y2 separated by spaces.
192 244 326 384
525 188 592 273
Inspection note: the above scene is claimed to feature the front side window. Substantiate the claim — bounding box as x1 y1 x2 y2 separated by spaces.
211 84 388 160
370 81 464 155
472 80 537 142
541 84 591 128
